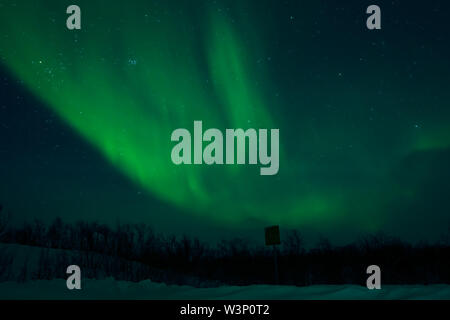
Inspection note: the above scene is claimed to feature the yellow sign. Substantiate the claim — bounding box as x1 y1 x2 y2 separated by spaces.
265 225 280 246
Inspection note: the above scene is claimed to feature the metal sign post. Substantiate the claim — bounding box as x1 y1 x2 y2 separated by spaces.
265 225 281 284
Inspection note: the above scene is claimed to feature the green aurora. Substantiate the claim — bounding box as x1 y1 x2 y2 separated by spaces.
1 0 449 241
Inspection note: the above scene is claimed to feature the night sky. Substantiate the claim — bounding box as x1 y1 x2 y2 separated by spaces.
0 0 449 245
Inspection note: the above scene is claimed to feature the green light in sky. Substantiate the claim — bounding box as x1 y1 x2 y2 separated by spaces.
2 0 449 235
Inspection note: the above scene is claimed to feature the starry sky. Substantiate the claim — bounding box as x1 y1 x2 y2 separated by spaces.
0 0 449 244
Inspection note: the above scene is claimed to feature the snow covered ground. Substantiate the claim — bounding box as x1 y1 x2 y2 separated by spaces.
1 243 449 299
0 279 449 300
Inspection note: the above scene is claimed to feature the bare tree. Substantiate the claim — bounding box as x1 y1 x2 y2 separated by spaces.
283 230 305 256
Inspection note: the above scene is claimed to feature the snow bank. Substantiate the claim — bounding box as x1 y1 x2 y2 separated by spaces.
0 279 449 300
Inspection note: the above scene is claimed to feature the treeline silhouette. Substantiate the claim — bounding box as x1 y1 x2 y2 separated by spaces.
0 206 449 286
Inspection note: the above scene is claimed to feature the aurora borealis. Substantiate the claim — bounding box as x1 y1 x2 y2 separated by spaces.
0 0 449 243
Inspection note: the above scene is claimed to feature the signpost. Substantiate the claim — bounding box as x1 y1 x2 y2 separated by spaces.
265 225 280 284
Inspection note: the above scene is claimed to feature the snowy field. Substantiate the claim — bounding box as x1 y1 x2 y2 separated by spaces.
0 279 449 300
1 244 449 299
